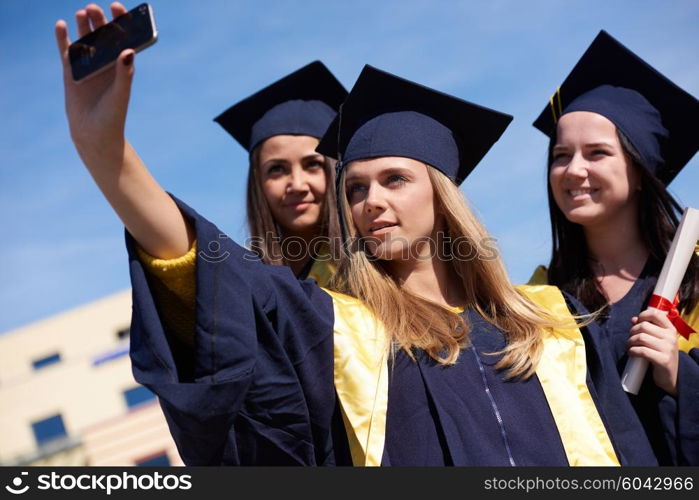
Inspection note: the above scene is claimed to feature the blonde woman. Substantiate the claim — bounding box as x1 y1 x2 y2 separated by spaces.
57 6 653 465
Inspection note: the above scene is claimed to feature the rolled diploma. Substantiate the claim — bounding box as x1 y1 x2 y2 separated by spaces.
621 207 699 394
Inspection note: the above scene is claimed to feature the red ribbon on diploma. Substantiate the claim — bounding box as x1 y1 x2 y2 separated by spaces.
648 294 695 339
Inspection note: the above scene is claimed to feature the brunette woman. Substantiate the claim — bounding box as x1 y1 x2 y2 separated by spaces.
530 30 698 464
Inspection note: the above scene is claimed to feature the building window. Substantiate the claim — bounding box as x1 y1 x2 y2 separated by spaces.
123 385 156 409
32 353 61 371
32 414 67 447
117 327 130 341
136 452 170 467
92 346 129 367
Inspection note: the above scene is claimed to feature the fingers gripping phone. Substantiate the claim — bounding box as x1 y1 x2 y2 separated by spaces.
69 3 158 81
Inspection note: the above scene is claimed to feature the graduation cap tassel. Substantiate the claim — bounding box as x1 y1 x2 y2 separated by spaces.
549 95 557 124
548 86 563 124
556 87 563 116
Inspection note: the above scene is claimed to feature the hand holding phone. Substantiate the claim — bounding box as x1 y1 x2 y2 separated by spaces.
69 3 157 82
55 3 154 160
54 3 195 268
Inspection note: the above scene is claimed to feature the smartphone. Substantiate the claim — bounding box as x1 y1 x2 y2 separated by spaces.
68 3 158 81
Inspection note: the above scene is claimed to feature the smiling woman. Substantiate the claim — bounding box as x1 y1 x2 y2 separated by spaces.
530 30 699 465
549 111 643 231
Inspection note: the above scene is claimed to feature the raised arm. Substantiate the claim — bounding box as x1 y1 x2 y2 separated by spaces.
55 2 193 259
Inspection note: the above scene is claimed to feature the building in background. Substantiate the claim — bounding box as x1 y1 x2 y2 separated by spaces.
0 290 182 466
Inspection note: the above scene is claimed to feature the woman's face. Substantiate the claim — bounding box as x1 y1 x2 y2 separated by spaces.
345 156 439 261
258 134 327 238
549 111 641 228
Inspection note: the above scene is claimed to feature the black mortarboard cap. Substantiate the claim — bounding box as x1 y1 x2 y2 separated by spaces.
533 30 698 185
316 65 513 185
214 61 348 152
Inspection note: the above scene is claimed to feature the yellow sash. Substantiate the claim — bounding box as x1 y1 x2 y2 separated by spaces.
517 285 620 466
323 288 388 466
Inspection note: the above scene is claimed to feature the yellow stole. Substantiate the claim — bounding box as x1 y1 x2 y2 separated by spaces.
517 285 619 466
323 289 388 466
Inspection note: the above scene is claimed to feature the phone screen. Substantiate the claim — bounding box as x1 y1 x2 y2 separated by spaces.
69 3 157 81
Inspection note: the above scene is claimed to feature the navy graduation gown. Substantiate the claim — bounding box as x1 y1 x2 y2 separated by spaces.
383 311 568 466
564 261 699 465
562 293 658 465
127 195 340 465
125 196 633 466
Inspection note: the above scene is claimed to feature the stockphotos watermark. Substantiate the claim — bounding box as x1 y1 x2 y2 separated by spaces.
198 232 500 264
3 470 192 496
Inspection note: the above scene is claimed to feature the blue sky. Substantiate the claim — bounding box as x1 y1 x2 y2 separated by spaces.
1 0 697 333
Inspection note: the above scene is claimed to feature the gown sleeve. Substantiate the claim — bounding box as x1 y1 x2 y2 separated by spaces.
125 194 337 465
604 294 699 465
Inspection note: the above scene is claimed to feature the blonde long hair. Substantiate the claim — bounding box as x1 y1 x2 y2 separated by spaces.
331 164 572 379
